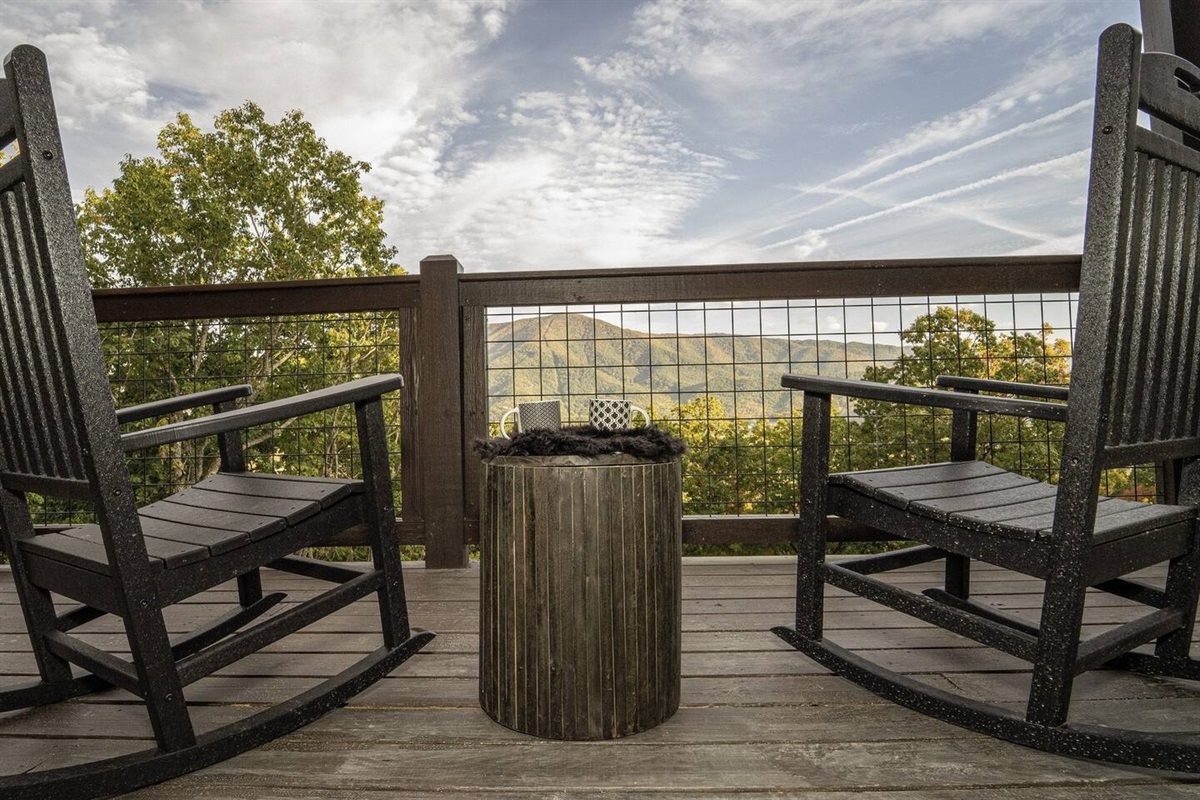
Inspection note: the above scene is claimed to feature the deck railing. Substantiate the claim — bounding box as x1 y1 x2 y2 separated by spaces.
85 254 1086 568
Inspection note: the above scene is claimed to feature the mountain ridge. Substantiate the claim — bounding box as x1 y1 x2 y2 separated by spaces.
486 313 902 419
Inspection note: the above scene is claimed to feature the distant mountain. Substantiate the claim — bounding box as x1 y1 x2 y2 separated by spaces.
487 313 902 420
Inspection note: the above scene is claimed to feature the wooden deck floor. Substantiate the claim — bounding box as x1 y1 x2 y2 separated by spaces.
2 558 1198 798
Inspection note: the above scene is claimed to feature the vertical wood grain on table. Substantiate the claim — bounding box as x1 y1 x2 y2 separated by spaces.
479 455 682 740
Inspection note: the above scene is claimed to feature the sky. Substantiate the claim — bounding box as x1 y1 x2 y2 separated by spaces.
6 0 1146 274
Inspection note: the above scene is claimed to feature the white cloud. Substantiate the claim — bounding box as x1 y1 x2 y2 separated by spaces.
579 0 1066 126
389 89 727 269
790 231 832 260
1005 233 1086 256
25 27 153 132
558 0 1114 266
7 0 512 197
736 26 1107 263
9 0 739 271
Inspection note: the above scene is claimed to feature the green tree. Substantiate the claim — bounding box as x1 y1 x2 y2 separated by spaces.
80 102 397 288
77 103 403 503
665 396 742 514
653 395 798 515
847 307 1071 480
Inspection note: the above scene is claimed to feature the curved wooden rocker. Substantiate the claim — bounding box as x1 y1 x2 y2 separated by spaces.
0 45 433 798
775 24 1200 773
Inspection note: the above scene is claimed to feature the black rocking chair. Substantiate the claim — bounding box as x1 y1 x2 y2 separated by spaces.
0 45 434 798
774 23 1199 772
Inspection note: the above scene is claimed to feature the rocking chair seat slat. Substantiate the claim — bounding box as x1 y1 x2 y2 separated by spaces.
56 525 209 570
137 500 288 539
193 472 361 508
917 481 1060 517
828 460 999 493
1001 498 1196 539
21 530 166 575
878 470 1039 506
20 473 362 574
944 493 1127 524
159 487 322 526
136 516 251 556
834 461 1198 545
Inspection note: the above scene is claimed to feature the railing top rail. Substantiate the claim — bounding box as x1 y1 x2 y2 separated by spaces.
90 254 1084 323
458 254 1082 307
94 274 420 323
462 253 1082 282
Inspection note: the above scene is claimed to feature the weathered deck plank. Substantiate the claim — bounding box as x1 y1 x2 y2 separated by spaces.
0 558 1196 798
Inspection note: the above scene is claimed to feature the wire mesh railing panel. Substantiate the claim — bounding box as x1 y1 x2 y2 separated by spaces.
485 291 1159 515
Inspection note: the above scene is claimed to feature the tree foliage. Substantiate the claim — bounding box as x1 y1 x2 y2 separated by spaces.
848 307 1071 479
665 396 798 517
79 102 397 288
74 104 405 517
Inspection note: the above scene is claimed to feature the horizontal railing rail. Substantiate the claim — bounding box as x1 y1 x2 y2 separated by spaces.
93 274 420 321
457 255 1081 306
78 253 1084 568
91 255 1081 320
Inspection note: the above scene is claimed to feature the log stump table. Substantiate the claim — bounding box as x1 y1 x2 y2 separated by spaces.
479 453 682 740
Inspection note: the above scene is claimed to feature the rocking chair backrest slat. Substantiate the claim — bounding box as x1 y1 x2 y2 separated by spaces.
0 47 128 501
1066 28 1200 485
0 181 90 483
1106 144 1200 452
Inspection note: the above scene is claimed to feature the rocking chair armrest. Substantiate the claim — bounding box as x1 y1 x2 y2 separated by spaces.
934 375 1070 401
116 384 254 425
780 374 1068 422
121 374 404 452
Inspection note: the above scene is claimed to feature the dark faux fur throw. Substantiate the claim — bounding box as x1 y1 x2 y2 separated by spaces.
474 425 686 460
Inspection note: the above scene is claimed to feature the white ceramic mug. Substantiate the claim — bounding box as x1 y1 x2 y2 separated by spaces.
499 400 562 439
588 398 649 431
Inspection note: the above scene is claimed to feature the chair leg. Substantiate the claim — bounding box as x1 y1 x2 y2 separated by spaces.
220 411 265 610
1026 574 1088 727
795 392 832 639
15 583 75 685
237 569 264 606
357 397 410 648
1154 528 1200 660
122 609 196 751
0 492 74 686
946 404 975 600
944 553 971 599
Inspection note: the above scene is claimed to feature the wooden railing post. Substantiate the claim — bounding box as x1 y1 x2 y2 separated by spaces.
418 255 468 568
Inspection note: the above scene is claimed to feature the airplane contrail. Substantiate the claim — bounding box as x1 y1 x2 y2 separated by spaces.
756 99 1092 239
762 149 1090 250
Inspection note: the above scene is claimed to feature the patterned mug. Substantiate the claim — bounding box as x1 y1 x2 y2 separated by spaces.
588 398 650 431
499 400 562 439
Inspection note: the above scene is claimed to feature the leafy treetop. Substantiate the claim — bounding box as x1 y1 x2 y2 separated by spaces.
78 102 399 288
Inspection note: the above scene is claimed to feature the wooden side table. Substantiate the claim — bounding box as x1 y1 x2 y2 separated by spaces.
478 454 682 740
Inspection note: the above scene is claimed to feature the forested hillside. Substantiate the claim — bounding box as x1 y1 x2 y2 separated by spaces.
487 313 903 419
